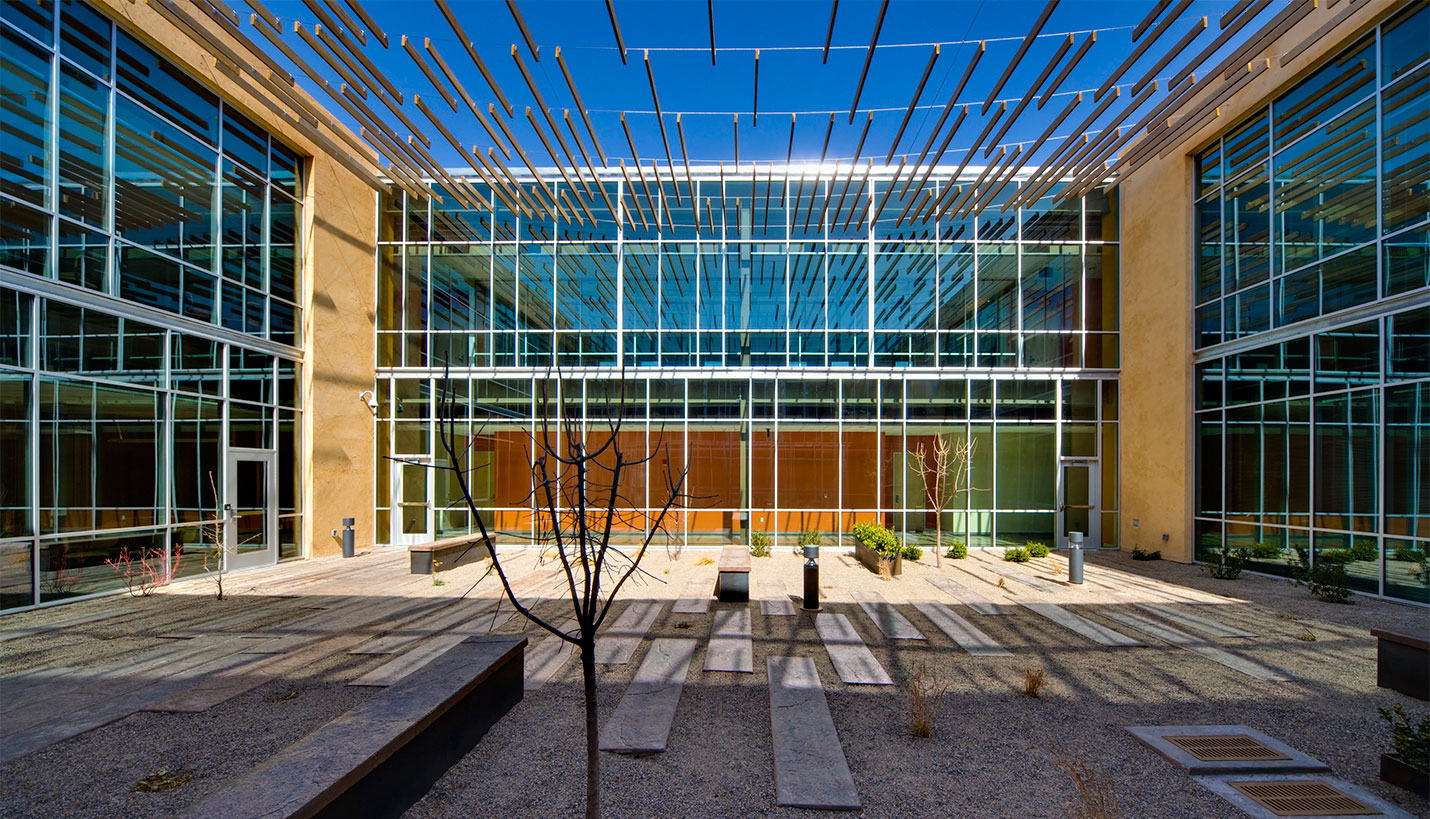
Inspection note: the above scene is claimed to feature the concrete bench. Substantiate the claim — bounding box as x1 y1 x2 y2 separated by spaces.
717 545 751 602
1371 629 1428 701
188 635 526 819
409 533 491 574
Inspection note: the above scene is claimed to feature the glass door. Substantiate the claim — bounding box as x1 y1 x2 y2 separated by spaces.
1058 459 1101 549
226 449 276 570
391 457 433 546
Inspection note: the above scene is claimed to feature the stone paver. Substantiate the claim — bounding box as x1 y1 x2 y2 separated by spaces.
850 591 925 640
672 578 713 614
523 620 578 692
595 601 665 665
768 656 861 811
1103 612 1290 681
757 579 798 616
815 613 892 685
349 634 468 687
599 638 697 754
913 601 1011 657
703 607 753 672
1020 602 1146 648
926 576 1012 615
1134 603 1253 639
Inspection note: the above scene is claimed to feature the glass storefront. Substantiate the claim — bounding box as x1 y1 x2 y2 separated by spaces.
0 1 304 611
1193 1 1430 602
376 176 1120 553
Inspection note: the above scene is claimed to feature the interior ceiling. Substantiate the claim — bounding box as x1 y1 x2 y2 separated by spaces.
149 0 1340 226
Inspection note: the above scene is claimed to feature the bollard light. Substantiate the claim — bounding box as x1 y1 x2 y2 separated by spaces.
341 518 356 558
1067 530 1084 584
802 543 820 611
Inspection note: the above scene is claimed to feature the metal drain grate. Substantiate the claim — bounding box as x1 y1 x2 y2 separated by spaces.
1165 734 1293 762
1228 781 1382 817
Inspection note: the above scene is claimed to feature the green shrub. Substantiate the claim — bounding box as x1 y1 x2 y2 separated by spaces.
1288 549 1354 604
1132 548 1162 561
797 530 823 547
1004 547 1030 563
1247 541 1282 560
851 522 900 557
749 532 772 557
1391 545 1427 563
1203 543 1248 580
1379 703 1430 772
904 545 923 562
1026 540 1050 558
1348 540 1379 562
944 540 968 560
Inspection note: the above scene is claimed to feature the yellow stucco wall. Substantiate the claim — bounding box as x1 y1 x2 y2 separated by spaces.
1116 0 1402 562
94 0 380 558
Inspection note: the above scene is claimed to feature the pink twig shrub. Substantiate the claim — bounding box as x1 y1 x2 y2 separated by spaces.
105 546 182 597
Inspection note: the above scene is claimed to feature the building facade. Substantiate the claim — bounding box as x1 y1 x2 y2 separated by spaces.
0 0 1425 611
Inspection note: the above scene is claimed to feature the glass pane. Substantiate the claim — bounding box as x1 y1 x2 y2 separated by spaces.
233 459 268 555
58 64 108 227
1381 0 1430 84
1384 228 1430 297
116 28 218 144
1 28 51 207
1382 65 1430 235
1 0 54 45
59 0 110 81
1275 99 1375 273
1272 35 1374 148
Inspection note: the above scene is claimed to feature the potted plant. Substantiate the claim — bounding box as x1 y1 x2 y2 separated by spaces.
851 522 904 577
1378 703 1429 797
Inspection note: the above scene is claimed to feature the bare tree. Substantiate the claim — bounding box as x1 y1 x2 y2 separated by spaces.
434 369 687 819
911 435 979 567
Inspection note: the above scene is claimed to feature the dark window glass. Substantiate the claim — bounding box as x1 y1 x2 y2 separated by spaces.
0 198 50 276
1275 99 1375 273
220 163 264 287
229 347 273 404
59 0 109 81
1196 144 1221 200
1224 112 1267 178
1022 184 1080 242
116 28 218 144
1389 308 1430 381
1315 320 1380 392
1021 245 1079 332
1382 65 1430 235
269 138 300 197
1 29 52 206
114 96 216 265
1224 169 1270 291
1382 0 1429 84
431 244 492 332
171 333 222 396
1196 194 1221 303
1 0 54 45
269 192 299 304
57 64 108 226
976 243 1017 331
222 107 267 177
1273 34 1375 148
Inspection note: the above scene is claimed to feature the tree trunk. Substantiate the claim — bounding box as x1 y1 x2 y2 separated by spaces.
581 637 601 819
935 518 942 567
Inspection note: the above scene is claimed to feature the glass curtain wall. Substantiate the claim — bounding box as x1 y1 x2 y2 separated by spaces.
0 1 304 611
375 169 1119 554
1193 1 1430 602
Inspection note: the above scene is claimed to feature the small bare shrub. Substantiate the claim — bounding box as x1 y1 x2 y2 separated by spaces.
132 770 192 793
997 577 1007 590
1058 755 1119 819
1022 668 1046 698
907 660 950 738
694 556 714 566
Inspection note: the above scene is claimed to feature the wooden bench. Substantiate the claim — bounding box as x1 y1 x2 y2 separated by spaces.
409 534 491 575
1371 629 1428 701
717 545 751 602
188 636 526 819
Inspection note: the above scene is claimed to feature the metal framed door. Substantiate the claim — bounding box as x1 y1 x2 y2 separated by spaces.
390 457 433 546
1058 459 1101 549
226 448 276 570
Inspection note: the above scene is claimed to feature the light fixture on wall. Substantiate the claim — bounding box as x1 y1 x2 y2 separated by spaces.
358 390 378 415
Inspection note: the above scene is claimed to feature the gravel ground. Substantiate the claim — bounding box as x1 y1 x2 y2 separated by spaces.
2 546 1427 818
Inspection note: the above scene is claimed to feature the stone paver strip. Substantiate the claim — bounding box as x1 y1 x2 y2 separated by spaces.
926 576 1011 616
672 578 713 614
157 598 316 639
595 601 665 665
1102 612 1290 681
850 591 925 640
703 607 753 672
1020 602 1146 647
599 638 697 754
815 613 893 685
1134 603 1253 639
524 620 578 692
969 551 1064 592
757 579 797 616
349 634 469 687
912 602 1012 657
768 656 861 811
349 599 480 654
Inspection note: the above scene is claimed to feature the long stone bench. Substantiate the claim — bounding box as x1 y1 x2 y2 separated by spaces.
188 636 526 819
717 545 751 602
409 533 491 574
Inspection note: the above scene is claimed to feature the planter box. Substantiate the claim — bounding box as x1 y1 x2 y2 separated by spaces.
854 540 902 577
1380 753 1429 798
1371 628 1429 701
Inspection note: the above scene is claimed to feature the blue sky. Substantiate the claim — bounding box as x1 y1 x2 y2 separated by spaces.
248 0 1271 171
